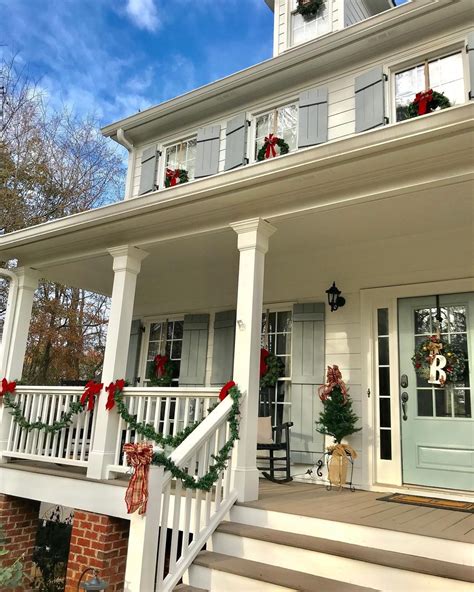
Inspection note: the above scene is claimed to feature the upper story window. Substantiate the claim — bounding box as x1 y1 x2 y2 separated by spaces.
291 0 331 47
164 137 197 181
254 103 298 160
144 319 184 385
395 52 465 122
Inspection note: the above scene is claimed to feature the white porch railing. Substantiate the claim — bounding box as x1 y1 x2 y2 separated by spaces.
4 386 93 466
109 387 220 474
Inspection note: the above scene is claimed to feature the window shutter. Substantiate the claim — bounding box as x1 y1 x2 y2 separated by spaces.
291 303 325 464
211 310 236 385
355 66 387 133
195 125 221 179
179 314 210 386
468 31 474 100
138 146 159 195
224 114 248 171
298 86 328 148
125 320 143 386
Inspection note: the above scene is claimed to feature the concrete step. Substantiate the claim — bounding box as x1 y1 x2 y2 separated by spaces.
189 551 376 592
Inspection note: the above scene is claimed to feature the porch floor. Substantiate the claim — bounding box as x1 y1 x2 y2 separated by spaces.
239 480 474 544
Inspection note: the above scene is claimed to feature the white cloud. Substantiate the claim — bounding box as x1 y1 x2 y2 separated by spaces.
125 0 160 32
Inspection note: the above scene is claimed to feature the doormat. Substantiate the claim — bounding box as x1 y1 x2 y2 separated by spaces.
377 493 474 513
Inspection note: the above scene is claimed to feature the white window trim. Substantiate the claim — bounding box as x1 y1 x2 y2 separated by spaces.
249 101 299 164
287 0 334 50
157 134 198 189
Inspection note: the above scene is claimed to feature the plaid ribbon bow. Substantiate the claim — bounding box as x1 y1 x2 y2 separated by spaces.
318 365 348 403
124 442 154 514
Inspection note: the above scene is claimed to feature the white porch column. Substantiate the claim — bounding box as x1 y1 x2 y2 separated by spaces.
0 267 39 461
0 269 18 378
87 245 148 480
230 218 276 502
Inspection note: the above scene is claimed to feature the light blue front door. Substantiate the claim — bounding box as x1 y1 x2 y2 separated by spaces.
398 293 474 491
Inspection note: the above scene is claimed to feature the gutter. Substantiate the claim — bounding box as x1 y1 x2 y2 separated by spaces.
116 128 135 200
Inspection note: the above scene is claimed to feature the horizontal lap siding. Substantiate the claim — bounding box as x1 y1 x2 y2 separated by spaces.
278 0 287 55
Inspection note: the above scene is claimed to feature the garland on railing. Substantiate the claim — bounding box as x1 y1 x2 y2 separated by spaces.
0 379 102 433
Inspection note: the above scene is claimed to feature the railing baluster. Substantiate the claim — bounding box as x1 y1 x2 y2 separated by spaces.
64 394 76 460
17 391 33 453
156 480 171 588
183 397 190 430
43 393 57 457
163 397 171 437
168 479 182 574
172 398 180 437
49 393 63 458
182 454 195 553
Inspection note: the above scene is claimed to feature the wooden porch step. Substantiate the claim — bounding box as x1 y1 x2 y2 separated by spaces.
174 585 207 591
192 551 376 591
216 521 474 583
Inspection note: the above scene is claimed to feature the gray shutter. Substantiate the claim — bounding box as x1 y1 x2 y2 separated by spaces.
211 311 236 385
125 320 143 386
195 125 221 179
179 314 210 386
298 86 328 148
355 66 387 133
291 303 325 464
224 114 248 171
468 32 474 100
138 146 159 194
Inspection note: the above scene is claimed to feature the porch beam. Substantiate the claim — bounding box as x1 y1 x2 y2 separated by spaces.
87 245 148 480
230 218 276 502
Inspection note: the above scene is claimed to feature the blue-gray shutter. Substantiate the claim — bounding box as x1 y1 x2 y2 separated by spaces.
211 311 236 385
291 303 325 464
125 320 143 386
468 31 474 100
179 314 210 386
224 114 248 171
195 125 221 179
298 86 328 148
138 146 159 194
355 66 387 133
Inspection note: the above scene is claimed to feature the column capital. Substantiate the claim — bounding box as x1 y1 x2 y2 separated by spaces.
108 245 149 274
15 267 41 291
230 218 276 254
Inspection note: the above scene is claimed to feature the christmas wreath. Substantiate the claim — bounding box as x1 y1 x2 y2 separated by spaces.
398 90 451 120
164 167 189 188
260 348 284 389
257 134 290 161
296 0 325 19
412 335 466 385
148 354 176 387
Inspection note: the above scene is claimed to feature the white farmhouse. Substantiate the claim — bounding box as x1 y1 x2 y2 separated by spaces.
0 1 473 590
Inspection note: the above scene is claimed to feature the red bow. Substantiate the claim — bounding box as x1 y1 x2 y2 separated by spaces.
260 348 270 378
166 168 181 187
80 381 103 411
124 442 154 514
0 378 16 398
264 134 278 159
414 90 433 115
318 365 348 403
219 380 235 401
154 355 169 378
105 379 125 411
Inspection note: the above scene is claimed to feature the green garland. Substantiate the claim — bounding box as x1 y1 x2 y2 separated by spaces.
397 90 451 121
257 137 290 161
164 168 189 188
412 335 466 385
260 350 284 389
296 0 325 19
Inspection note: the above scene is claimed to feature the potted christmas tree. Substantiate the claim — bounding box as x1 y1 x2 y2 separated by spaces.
316 365 361 489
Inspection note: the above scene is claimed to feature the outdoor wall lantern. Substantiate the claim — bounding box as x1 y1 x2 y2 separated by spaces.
326 282 346 312
78 568 108 591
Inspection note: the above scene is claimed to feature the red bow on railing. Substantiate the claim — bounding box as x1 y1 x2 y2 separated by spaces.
105 379 125 411
318 365 348 403
154 355 169 378
260 348 270 378
0 378 16 398
264 134 278 159
414 90 433 115
80 381 103 411
219 380 236 401
166 168 181 187
124 442 154 514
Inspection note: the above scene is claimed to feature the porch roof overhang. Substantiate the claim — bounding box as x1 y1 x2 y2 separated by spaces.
1 104 473 298
101 0 460 145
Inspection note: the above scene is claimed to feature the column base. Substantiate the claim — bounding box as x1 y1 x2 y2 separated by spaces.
86 451 116 480
231 466 260 502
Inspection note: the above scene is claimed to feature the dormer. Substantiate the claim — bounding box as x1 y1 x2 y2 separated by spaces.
265 0 396 56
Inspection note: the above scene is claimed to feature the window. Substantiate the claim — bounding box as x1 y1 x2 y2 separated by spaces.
164 137 197 181
144 319 184 385
261 310 292 426
254 104 298 160
395 52 464 121
377 308 392 460
290 0 331 47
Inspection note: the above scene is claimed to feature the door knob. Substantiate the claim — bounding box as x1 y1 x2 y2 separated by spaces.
401 392 409 421
400 374 408 388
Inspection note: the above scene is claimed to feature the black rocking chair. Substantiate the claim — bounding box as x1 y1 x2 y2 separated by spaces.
257 387 293 483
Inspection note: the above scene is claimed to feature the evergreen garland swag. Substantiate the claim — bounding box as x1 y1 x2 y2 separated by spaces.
397 90 451 120
296 0 325 19
260 348 284 389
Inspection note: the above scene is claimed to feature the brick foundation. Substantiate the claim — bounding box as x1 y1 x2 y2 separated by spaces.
0 494 40 591
65 510 129 592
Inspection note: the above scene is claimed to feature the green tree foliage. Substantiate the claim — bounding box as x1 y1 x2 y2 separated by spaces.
0 526 24 589
316 386 361 444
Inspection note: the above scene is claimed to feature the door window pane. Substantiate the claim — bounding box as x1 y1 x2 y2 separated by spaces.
435 389 452 417
417 390 433 417
377 308 392 459
454 389 471 418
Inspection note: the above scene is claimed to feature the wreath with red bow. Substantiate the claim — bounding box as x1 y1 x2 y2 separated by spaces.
398 89 451 121
412 335 466 386
164 168 189 188
148 354 176 387
257 134 290 162
260 348 284 389
296 0 325 20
